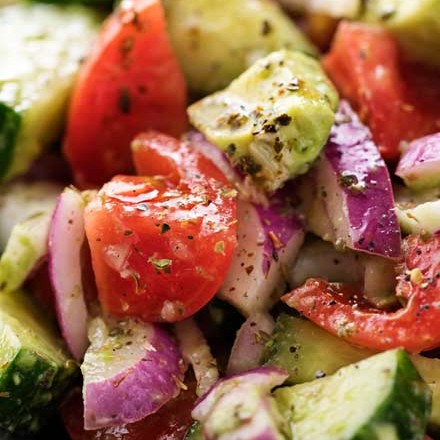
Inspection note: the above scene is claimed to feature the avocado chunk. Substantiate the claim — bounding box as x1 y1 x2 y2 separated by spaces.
0 290 77 434
188 50 338 192
274 349 431 440
0 3 100 182
164 0 317 96
363 0 440 68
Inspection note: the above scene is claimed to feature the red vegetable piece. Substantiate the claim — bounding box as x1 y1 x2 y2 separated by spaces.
283 234 440 353
62 378 197 440
63 0 187 188
323 22 440 161
84 132 237 322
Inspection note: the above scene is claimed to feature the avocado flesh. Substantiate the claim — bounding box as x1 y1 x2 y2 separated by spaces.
363 0 440 68
188 50 338 193
0 291 77 434
164 0 317 96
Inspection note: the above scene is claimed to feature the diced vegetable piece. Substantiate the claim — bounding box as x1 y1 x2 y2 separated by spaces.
263 314 375 384
363 0 440 68
264 313 440 428
395 185 440 235
63 378 198 440
278 0 362 18
175 318 219 397
188 50 338 192
192 367 289 440
85 132 237 322
164 0 316 95
398 201 440 235
82 316 185 430
312 101 401 259
283 234 440 353
227 312 275 375
289 238 364 288
48 188 90 360
274 349 431 440
185 421 203 440
323 22 440 161
63 0 188 188
218 196 303 316
0 181 61 251
290 238 398 308
0 212 52 294
184 131 267 205
396 133 440 191
0 3 100 182
0 290 77 434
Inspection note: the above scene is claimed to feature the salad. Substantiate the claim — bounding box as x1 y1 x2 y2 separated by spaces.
1 0 440 439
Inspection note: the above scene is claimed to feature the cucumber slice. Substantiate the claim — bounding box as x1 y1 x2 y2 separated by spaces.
0 3 100 182
274 349 431 440
0 211 53 293
263 314 375 384
0 181 61 251
264 313 440 429
0 290 77 434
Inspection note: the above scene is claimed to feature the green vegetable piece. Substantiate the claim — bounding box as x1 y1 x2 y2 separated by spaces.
0 290 77 434
363 0 440 68
263 314 375 384
188 50 338 192
165 0 317 96
184 421 203 440
0 211 54 293
264 313 440 430
274 349 431 440
0 3 100 182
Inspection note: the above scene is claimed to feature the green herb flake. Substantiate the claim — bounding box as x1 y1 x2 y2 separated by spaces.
161 223 171 234
214 241 225 255
148 257 172 274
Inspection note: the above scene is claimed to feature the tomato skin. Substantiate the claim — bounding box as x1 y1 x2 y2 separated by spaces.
63 0 188 188
323 22 440 161
62 378 197 440
283 235 440 353
84 133 237 322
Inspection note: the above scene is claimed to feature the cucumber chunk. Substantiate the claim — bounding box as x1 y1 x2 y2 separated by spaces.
188 50 338 192
263 314 375 384
0 3 100 181
274 349 431 440
264 313 440 429
0 290 77 434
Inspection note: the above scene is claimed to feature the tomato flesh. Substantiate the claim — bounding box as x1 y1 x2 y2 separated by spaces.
63 0 187 187
283 235 440 353
323 22 440 161
84 133 237 322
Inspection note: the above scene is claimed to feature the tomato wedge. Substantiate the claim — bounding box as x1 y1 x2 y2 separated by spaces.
283 235 440 353
323 22 440 161
63 0 187 187
84 132 237 322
